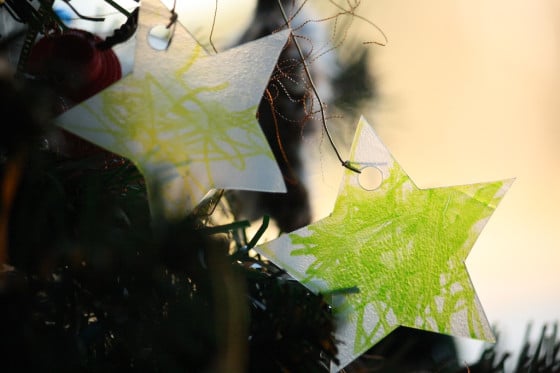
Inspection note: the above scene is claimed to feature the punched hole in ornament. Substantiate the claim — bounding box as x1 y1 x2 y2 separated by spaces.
148 25 173 50
148 0 178 51
358 166 383 191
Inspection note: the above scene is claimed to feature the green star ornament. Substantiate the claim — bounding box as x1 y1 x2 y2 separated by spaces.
55 0 289 219
256 116 514 371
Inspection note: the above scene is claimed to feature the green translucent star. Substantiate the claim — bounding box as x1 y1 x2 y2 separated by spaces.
257 116 513 371
56 0 289 218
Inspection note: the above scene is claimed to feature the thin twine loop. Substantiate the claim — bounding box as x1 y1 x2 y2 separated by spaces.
162 0 178 50
276 0 361 174
166 0 178 29
208 0 219 53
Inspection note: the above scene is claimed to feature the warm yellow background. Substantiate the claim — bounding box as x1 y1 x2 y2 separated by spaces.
330 0 560 365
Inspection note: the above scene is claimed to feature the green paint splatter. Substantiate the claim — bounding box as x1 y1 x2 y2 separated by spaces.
288 162 505 354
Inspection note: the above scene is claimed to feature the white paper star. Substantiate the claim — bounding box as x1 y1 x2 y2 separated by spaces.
55 0 289 219
257 116 513 371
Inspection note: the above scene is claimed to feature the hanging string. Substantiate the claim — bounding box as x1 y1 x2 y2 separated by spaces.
208 0 219 53
276 0 361 174
15 0 59 77
61 0 105 22
104 0 132 18
326 0 388 47
166 0 178 28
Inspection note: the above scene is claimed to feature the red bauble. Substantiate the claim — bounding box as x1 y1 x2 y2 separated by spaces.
26 28 122 111
25 29 124 161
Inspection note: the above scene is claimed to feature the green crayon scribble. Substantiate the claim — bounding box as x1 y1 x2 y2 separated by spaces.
74 51 273 201
289 162 505 354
